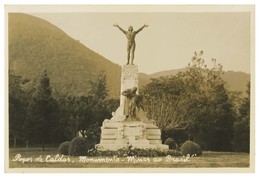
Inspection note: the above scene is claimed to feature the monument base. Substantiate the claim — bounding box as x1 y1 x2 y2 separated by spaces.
96 64 168 151
96 120 169 151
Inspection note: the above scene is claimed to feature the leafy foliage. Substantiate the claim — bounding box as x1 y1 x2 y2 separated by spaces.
161 129 189 147
142 51 236 151
58 141 70 155
51 72 119 145
57 72 119 143
24 70 58 150
232 82 250 152
88 71 108 100
164 138 177 150
180 140 202 156
68 137 92 156
9 70 29 147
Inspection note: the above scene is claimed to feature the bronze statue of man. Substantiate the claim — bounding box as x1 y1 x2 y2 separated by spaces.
122 87 144 120
113 24 148 65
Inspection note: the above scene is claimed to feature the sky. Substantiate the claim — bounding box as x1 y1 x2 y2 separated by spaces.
29 10 251 74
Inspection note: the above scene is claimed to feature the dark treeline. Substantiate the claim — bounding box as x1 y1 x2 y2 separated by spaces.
9 52 250 152
9 70 119 150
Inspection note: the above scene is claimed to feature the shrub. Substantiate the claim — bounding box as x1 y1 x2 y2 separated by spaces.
58 141 70 155
69 137 90 156
165 149 182 156
162 129 189 146
180 140 202 156
164 138 177 149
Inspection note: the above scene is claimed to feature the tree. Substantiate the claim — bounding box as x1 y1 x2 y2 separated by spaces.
73 71 108 139
24 70 58 151
88 71 108 101
55 96 79 141
77 72 114 141
55 71 119 144
142 75 185 130
232 82 250 152
142 51 236 151
9 70 29 148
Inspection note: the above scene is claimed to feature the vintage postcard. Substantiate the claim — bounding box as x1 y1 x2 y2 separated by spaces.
5 5 255 173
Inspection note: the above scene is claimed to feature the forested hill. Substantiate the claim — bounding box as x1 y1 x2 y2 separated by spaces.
9 13 121 97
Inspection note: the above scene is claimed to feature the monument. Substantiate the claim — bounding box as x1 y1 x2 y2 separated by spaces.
96 24 168 150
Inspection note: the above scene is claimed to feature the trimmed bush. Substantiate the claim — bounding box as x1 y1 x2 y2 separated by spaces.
164 138 177 149
180 140 202 156
58 141 70 155
69 137 90 156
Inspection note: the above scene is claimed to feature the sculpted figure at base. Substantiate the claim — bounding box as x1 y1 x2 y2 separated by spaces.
122 87 144 121
113 24 148 65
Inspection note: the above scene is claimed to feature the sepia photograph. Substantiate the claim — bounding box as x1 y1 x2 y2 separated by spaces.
5 5 255 173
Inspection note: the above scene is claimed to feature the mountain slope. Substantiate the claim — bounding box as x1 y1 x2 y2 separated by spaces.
222 71 250 93
150 68 186 78
9 13 121 97
148 69 250 94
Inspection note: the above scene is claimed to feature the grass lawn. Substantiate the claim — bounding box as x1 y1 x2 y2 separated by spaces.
8 147 249 168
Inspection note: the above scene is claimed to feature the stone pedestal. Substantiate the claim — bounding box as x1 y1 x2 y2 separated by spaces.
97 120 168 150
111 65 139 121
96 64 168 150
120 65 139 106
